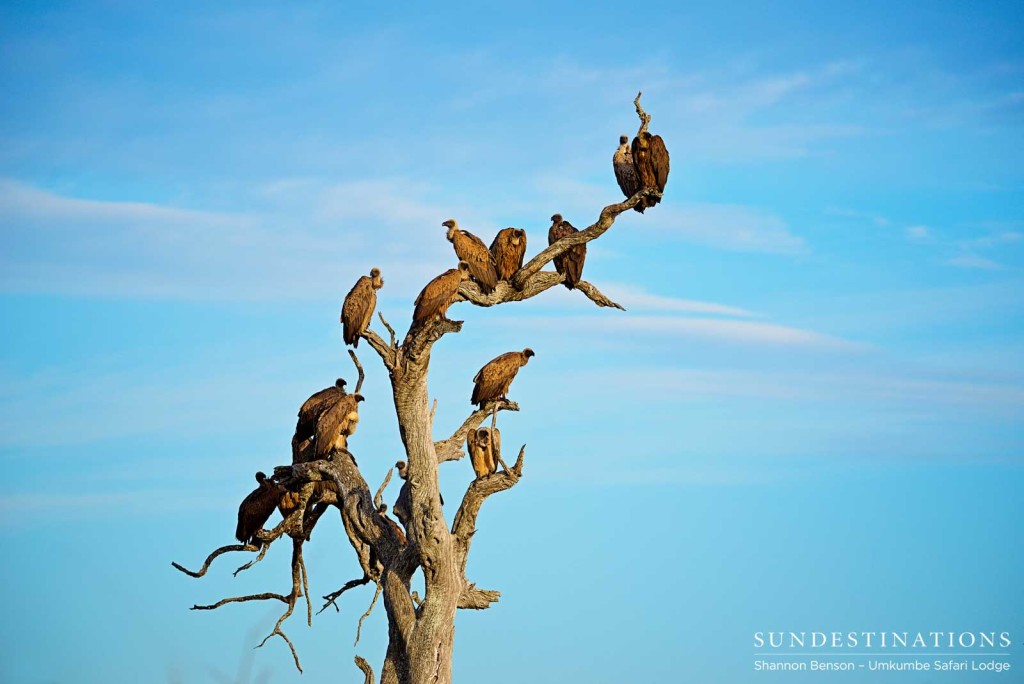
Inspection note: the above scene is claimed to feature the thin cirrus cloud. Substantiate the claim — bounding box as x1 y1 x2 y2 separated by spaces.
648 203 807 254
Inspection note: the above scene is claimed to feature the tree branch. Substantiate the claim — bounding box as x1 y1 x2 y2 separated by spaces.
171 543 259 578
434 399 519 463
191 593 290 610
378 311 397 347
348 349 366 394
362 328 397 371
458 583 502 610
451 446 526 557
354 655 374 684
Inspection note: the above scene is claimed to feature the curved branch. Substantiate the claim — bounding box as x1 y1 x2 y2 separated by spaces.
378 311 397 347
354 655 374 684
191 593 289 610
320 574 372 614
348 349 366 394
452 446 526 555
362 329 397 371
171 543 259 578
434 399 519 463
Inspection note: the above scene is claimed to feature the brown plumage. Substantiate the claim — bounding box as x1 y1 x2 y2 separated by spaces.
313 393 364 460
547 214 586 289
341 268 384 347
444 219 497 294
292 379 347 462
410 262 471 330
489 227 527 281
631 131 670 210
236 471 285 545
471 348 534 407
467 427 502 479
613 134 644 213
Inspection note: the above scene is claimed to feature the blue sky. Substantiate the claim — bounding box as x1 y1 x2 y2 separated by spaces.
1 2 1022 682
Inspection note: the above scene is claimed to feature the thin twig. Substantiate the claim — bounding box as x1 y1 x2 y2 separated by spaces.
635 90 652 135
378 311 396 347
319 575 372 614
354 582 382 646
233 543 270 576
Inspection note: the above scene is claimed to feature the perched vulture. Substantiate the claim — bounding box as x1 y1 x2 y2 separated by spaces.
313 393 364 460
410 262 471 330
393 461 411 528
292 379 347 462
613 134 644 213
631 130 670 210
547 214 586 289
444 219 497 294
467 426 502 479
471 348 534 407
235 471 284 546
341 268 384 347
489 228 527 281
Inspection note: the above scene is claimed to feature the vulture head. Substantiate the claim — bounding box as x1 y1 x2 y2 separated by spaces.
550 213 563 224
395 460 408 479
335 378 347 389
511 228 525 244
457 261 471 280
443 219 459 241
475 428 491 448
523 347 535 360
255 471 268 484
370 267 384 289
619 134 629 145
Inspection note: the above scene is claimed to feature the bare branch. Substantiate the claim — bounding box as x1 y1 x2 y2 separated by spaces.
434 399 519 463
233 542 270 576
374 467 394 510
172 543 259 578
512 191 650 289
635 90 652 135
452 446 526 555
354 655 374 684
362 329 397 371
354 582 382 645
320 574 372 615
458 583 501 610
191 593 289 610
378 311 397 347
348 349 366 394
575 280 625 310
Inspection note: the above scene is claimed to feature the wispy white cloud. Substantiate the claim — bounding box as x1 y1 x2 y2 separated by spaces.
651 203 807 254
946 254 1004 270
600 283 758 317
906 225 931 240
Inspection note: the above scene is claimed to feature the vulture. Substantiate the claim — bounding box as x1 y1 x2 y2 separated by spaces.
631 130 670 210
547 214 586 289
313 392 365 460
613 134 644 213
235 471 285 546
292 378 347 462
410 261 471 330
277 480 340 541
444 219 497 294
471 348 534 407
489 228 527 281
467 427 502 479
340 268 384 347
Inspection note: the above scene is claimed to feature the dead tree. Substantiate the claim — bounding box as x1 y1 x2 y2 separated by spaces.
173 94 663 684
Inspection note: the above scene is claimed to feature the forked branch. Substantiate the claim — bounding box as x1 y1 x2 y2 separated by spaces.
434 398 520 463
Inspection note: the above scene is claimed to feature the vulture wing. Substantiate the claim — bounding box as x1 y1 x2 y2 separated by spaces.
550 221 585 289
613 147 641 199
341 276 376 347
236 481 282 544
466 429 488 479
314 395 358 459
454 231 497 293
489 427 502 473
649 134 670 194
413 269 460 327
471 352 522 406
489 228 527 281
295 384 346 437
